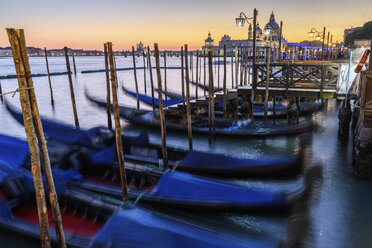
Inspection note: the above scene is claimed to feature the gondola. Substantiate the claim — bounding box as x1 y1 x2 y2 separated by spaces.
6 103 304 178
0 134 303 213
122 85 183 108
85 91 315 138
0 160 277 247
190 80 223 92
127 86 324 119
154 88 183 100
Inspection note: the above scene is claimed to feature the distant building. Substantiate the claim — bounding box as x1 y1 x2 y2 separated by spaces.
0 47 12 56
344 26 362 43
202 12 285 53
354 39 371 48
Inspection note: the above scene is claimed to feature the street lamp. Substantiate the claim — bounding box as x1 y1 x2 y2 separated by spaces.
235 8 257 114
235 12 253 28
264 23 272 36
308 27 326 60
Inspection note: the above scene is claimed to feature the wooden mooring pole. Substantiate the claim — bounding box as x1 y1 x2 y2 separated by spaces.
132 46 140 109
8 28 67 248
107 42 128 201
44 47 54 105
264 48 271 120
244 48 248 86
204 50 207 96
278 21 282 62
231 50 234 88
104 43 112 130
223 44 227 118
195 50 199 99
0 81 2 103
147 46 156 111
208 50 216 143
181 47 186 107
64 46 79 128
143 51 147 95
184 45 193 150
154 44 168 168
72 52 77 76
251 8 258 118
218 50 220 88
164 50 167 100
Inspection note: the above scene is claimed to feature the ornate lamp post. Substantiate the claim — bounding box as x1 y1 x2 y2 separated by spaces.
308 27 326 60
235 9 258 85
235 8 258 117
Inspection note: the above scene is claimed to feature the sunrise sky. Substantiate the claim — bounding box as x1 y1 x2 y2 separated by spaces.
0 0 371 50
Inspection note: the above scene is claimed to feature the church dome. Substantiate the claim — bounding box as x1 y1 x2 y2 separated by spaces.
265 12 280 31
256 23 262 35
205 31 214 43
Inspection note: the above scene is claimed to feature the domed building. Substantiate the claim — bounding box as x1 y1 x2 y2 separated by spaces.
201 12 286 53
263 12 281 47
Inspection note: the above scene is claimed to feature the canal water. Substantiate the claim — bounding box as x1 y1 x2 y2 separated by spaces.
0 55 371 247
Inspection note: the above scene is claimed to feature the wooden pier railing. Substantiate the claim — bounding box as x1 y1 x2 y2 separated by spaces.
238 62 342 99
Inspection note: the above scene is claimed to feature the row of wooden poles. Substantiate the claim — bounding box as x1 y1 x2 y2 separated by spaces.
2 26 221 247
3 29 129 248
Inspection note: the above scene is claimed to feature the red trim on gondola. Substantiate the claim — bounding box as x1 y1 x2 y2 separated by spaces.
13 205 104 237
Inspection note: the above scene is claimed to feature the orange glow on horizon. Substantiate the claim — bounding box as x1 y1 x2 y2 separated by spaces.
0 1 371 51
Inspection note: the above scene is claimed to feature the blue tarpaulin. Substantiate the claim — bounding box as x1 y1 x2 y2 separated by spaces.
124 87 182 108
0 134 29 169
91 207 274 248
149 171 287 205
179 150 294 170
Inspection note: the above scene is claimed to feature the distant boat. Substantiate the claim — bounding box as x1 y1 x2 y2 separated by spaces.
86 91 315 138
122 85 183 108
123 86 324 118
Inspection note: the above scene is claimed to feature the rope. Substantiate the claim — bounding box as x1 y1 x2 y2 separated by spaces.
0 86 34 98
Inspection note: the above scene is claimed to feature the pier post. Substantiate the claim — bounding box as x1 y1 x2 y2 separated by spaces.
218 50 220 88
143 51 147 95
0 81 2 103
196 50 199 99
104 44 112 130
107 42 129 201
251 8 258 118
240 49 244 86
154 44 168 168
132 46 140 109
231 49 234 88
208 50 216 143
72 52 77 76
287 98 299 124
147 46 156 111
191 52 194 90
164 50 167 100
326 32 330 60
181 47 186 107
248 50 251 86
338 98 352 141
184 45 193 150
321 27 326 60
198 53 202 87
235 47 239 88
223 45 227 117
64 46 80 128
244 48 248 86
264 48 271 120
44 47 54 105
204 50 207 96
